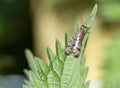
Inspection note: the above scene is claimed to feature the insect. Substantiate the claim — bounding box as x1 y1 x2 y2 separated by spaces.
65 25 88 57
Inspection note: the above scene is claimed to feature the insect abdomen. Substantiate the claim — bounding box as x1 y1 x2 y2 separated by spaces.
73 28 85 57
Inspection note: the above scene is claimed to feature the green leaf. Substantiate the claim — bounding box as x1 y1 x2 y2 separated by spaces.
46 47 56 67
25 49 36 72
82 4 97 53
74 21 81 33
65 32 71 47
55 39 66 62
23 4 97 88
84 4 97 28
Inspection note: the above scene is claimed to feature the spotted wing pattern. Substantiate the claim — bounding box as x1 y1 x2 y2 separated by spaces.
65 25 88 57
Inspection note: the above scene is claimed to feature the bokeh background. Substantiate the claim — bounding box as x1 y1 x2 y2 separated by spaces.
0 0 120 88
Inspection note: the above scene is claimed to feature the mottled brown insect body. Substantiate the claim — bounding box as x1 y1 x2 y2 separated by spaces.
65 25 88 57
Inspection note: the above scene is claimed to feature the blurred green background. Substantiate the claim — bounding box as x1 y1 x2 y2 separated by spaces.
0 0 32 74
0 0 120 88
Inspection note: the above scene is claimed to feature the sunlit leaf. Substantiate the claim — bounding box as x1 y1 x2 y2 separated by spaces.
23 4 97 88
